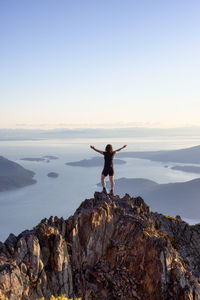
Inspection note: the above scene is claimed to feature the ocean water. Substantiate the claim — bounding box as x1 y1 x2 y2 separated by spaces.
0 136 200 242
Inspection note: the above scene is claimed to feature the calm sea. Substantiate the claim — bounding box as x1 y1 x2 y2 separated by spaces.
0 136 200 242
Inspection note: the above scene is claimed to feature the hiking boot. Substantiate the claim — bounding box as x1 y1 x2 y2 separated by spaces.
109 189 114 196
102 187 107 195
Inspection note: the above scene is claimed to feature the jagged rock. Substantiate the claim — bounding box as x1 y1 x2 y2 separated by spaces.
0 192 200 299
5 233 17 255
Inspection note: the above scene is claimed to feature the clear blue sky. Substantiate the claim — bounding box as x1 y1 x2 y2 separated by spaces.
1 0 200 128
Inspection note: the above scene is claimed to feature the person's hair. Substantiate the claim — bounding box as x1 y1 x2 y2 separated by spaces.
105 144 113 152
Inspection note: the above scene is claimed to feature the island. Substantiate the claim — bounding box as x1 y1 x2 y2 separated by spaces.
43 156 58 160
47 172 59 178
66 156 126 167
21 155 59 162
171 165 200 174
118 144 200 164
0 156 36 192
21 158 45 162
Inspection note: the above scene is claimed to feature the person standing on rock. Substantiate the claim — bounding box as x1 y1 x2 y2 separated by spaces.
90 144 127 196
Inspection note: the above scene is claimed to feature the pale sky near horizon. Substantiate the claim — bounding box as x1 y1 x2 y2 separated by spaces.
1 0 200 129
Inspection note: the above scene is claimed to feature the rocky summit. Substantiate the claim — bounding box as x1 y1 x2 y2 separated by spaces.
1 193 200 300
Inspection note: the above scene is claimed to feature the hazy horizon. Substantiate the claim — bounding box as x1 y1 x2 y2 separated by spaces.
1 126 200 142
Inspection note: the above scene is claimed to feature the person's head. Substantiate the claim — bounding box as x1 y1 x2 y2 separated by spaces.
105 144 113 152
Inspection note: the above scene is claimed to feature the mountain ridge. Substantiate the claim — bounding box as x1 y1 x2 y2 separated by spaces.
0 192 200 299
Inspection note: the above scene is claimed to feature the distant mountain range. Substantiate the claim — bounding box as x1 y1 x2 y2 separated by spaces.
118 145 200 164
98 177 200 218
0 156 36 192
1 127 200 140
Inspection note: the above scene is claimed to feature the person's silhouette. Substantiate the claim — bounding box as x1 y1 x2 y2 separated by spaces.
90 144 127 195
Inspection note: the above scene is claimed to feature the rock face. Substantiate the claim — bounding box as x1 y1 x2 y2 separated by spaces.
1 193 200 299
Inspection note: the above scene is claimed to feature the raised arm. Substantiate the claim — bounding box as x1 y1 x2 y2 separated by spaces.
90 145 104 155
114 145 127 153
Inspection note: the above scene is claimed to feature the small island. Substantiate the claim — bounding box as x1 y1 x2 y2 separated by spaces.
21 158 46 162
0 156 36 192
43 156 58 160
47 172 59 178
66 156 126 167
171 165 200 174
21 155 59 162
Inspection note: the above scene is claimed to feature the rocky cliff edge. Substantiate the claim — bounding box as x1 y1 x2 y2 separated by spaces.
1 192 200 300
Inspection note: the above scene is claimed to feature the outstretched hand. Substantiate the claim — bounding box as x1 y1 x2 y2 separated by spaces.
123 145 127 148
90 145 95 150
